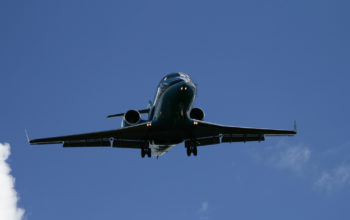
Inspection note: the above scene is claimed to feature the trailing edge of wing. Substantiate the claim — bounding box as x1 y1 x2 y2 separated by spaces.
194 121 296 138
29 123 149 145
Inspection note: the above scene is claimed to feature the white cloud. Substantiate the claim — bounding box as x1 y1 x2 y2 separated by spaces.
250 141 350 193
314 164 350 192
198 201 209 220
199 201 208 213
268 142 311 174
0 143 25 220
276 146 310 172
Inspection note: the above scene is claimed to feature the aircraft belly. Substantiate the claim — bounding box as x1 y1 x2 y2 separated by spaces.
150 144 176 156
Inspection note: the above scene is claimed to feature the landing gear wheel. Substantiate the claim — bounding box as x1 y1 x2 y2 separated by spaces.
141 148 152 158
193 146 197 156
186 147 191 156
185 140 199 157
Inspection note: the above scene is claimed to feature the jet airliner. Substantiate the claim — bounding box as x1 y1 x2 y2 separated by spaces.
28 73 296 157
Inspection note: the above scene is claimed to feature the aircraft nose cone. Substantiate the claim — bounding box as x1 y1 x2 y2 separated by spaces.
177 81 196 96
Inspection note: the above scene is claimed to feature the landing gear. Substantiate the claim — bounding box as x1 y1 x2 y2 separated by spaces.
141 148 152 158
187 147 191 156
185 140 198 157
193 146 197 156
186 146 198 157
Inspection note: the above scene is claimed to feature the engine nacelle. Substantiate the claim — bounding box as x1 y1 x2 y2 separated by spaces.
122 110 141 127
189 107 205 120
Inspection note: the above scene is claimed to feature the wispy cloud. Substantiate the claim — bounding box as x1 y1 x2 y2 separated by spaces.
275 145 311 172
0 143 25 220
249 140 350 193
199 201 208 213
314 164 350 192
267 142 311 174
198 201 209 220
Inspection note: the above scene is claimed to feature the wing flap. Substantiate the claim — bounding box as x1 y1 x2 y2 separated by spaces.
221 134 265 143
29 123 149 146
185 136 221 148
63 139 111 147
113 139 148 148
192 121 296 141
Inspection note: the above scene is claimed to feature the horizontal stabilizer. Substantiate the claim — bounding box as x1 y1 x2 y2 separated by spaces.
107 109 150 118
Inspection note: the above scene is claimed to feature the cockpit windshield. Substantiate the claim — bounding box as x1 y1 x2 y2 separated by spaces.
153 72 192 108
162 72 190 81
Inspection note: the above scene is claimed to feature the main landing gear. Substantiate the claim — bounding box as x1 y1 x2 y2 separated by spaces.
186 146 197 156
185 140 198 156
141 148 152 158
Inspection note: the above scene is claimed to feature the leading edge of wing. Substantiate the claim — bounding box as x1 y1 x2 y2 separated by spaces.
29 123 149 145
194 120 297 137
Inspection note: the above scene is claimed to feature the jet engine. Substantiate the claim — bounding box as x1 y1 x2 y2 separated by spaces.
122 110 141 127
189 107 205 120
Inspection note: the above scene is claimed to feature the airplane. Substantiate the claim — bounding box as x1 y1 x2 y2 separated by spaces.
28 72 297 158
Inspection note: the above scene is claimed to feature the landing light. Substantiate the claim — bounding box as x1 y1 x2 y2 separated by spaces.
147 122 152 127
193 121 198 125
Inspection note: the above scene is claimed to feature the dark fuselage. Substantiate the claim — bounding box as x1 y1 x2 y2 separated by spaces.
146 73 197 155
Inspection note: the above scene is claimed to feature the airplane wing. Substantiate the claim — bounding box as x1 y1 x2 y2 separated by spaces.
187 120 296 147
29 120 296 148
29 123 150 148
194 121 296 137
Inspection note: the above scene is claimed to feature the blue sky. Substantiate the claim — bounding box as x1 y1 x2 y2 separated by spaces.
1 0 349 219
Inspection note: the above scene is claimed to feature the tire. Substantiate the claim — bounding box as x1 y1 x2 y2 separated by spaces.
141 149 146 158
186 147 191 156
193 146 197 156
